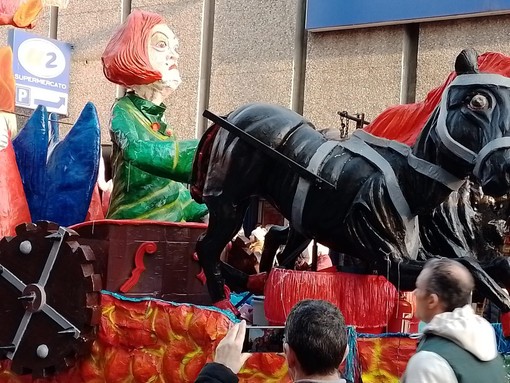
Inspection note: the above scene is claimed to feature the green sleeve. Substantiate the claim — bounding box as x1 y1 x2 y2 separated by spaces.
111 104 197 183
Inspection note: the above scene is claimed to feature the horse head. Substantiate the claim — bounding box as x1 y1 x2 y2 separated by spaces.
433 48 510 197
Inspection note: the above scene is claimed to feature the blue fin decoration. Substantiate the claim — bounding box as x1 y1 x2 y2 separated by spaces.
13 105 49 220
47 112 60 156
45 102 101 226
13 103 101 226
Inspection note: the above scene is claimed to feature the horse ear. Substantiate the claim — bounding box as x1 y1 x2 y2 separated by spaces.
455 48 479 75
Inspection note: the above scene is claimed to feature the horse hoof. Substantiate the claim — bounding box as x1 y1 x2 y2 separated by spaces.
214 299 240 316
247 272 268 295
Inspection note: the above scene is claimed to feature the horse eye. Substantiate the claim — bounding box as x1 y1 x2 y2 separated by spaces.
468 94 489 111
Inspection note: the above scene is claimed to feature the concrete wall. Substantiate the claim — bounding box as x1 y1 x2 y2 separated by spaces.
416 15 510 101
303 26 403 130
58 0 120 141
209 0 296 117
2 3 510 143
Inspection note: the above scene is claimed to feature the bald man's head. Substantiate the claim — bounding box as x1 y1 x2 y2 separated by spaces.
421 258 474 312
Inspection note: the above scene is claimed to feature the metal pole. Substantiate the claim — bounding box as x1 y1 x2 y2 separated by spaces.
116 0 132 99
49 6 59 121
290 0 307 114
400 23 419 104
121 0 132 23
196 0 216 138
49 6 59 39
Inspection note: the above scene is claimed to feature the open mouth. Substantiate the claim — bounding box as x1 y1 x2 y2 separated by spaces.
168 64 177 71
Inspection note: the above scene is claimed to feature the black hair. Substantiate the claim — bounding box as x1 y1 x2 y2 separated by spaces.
285 299 347 376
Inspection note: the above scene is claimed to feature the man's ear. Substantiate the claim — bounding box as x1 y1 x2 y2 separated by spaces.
341 344 350 363
284 343 296 369
428 293 440 309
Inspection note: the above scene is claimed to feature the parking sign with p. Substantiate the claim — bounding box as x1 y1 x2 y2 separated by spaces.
8 29 71 115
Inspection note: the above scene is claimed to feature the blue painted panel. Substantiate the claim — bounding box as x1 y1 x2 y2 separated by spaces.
306 0 510 31
13 103 101 227
8 29 71 114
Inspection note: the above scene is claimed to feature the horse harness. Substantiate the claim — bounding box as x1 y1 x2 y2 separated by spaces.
291 73 510 252
436 73 510 179
290 129 464 258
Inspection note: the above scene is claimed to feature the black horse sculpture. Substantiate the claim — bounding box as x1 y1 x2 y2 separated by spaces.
191 49 510 314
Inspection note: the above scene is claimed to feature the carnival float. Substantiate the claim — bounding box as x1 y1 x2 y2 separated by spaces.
1 4 510 383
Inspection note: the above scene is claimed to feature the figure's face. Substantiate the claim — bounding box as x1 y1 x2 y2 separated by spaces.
148 24 181 91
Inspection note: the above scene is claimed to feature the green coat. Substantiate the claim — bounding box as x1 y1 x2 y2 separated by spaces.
106 92 207 221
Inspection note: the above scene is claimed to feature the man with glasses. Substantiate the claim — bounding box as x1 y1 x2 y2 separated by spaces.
401 258 505 383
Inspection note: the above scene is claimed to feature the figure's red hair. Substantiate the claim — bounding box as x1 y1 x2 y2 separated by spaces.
365 52 510 145
102 9 164 87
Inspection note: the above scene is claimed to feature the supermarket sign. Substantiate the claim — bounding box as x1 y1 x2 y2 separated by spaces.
9 29 71 115
306 0 510 31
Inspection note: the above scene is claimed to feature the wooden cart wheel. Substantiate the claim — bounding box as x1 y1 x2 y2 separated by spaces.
0 221 102 377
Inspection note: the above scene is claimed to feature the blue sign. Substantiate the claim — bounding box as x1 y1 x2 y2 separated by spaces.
8 29 71 115
306 0 510 31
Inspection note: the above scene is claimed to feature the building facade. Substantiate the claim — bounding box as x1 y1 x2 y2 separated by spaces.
2 0 510 143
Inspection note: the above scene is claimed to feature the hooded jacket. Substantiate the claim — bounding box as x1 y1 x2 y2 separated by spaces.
401 305 505 383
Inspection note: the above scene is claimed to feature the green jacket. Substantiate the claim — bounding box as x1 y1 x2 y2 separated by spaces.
107 92 207 221
415 334 505 383
401 305 505 383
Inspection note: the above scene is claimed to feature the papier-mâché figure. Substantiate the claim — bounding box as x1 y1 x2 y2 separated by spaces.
102 9 207 222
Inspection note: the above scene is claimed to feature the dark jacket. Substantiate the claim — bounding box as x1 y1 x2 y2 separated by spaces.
195 363 238 383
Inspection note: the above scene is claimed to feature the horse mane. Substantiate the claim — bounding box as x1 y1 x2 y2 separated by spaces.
365 52 510 145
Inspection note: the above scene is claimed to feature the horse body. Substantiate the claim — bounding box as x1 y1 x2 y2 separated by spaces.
192 49 510 313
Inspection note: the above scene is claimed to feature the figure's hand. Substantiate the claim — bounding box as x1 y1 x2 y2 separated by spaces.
214 320 251 374
0 129 8 150
0 119 9 150
0 112 16 151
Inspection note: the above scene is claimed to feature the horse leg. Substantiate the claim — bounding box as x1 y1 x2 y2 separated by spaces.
453 257 510 312
196 198 249 312
474 257 510 310
219 261 249 292
481 257 510 334
480 256 510 291
259 225 289 273
276 227 311 269
219 224 288 294
377 259 424 292
218 227 310 296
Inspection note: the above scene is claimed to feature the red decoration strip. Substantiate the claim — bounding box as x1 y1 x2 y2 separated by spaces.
0 292 422 383
264 269 398 331
501 311 510 337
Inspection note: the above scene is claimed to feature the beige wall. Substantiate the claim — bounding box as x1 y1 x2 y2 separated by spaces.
209 0 296 117
2 4 510 143
58 1 120 142
303 26 403 130
416 15 510 101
